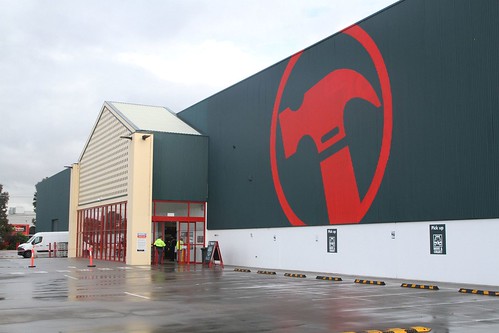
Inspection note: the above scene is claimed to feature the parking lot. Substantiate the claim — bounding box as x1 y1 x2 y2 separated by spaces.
1 251 499 332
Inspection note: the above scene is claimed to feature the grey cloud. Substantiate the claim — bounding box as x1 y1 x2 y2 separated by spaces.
0 0 398 209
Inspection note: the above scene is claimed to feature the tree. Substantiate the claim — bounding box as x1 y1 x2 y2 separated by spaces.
32 191 37 212
32 191 37 227
0 184 13 248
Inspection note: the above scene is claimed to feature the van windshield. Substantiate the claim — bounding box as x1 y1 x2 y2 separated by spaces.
26 236 35 243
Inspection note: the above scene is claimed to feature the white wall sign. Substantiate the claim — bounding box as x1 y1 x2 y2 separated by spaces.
137 233 147 252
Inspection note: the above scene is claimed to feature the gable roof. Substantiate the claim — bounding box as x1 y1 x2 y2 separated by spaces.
106 101 200 135
78 101 201 162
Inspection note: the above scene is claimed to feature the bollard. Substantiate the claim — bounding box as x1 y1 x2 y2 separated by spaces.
28 245 36 268
87 245 96 267
179 249 185 264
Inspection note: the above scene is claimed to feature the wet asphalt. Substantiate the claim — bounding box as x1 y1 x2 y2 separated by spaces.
1 250 499 333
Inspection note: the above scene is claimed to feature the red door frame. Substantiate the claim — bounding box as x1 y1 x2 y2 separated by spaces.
76 201 127 263
151 200 206 264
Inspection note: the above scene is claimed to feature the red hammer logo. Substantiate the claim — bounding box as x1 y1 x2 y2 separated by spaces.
270 25 392 226
279 69 381 223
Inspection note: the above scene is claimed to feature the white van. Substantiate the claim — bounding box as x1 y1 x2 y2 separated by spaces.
17 231 69 258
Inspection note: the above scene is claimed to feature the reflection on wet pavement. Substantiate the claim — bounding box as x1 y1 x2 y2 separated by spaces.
0 253 498 332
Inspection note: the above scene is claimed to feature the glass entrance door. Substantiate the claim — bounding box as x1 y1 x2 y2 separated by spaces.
178 221 205 264
152 200 206 264
152 222 177 263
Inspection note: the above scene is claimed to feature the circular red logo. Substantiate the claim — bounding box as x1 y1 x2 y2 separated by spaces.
270 25 392 226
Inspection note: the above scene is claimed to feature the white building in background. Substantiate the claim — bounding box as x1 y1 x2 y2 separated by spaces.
8 207 35 225
8 207 35 234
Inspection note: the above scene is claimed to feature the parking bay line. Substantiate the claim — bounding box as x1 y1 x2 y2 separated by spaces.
124 292 150 300
341 297 499 312
453 317 499 325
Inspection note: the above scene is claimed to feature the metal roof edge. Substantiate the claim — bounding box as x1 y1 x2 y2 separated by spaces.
105 101 140 131
109 101 200 135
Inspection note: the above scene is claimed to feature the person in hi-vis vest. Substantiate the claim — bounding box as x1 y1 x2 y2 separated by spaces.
153 236 166 264
175 238 186 262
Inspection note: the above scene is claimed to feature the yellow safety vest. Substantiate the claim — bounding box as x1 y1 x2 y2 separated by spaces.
154 238 166 248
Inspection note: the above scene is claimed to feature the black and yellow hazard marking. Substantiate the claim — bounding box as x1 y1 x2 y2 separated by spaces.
354 279 386 286
401 283 439 290
341 326 431 333
257 270 276 275
459 288 499 296
316 275 342 281
233 268 251 272
284 273 306 278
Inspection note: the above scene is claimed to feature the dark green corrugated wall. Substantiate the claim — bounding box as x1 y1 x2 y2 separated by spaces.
152 132 208 201
178 0 499 229
35 169 71 232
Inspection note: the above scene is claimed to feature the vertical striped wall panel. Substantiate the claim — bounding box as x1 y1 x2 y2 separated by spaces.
79 108 130 205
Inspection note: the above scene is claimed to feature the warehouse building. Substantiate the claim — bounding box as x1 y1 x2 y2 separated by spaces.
38 0 499 285
66 102 208 265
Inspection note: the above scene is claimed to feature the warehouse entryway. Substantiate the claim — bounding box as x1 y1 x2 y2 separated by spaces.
152 200 206 264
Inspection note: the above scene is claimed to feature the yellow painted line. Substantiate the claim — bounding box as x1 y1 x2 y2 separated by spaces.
459 288 499 296
341 326 431 333
234 268 251 272
401 283 439 290
316 275 342 281
341 330 383 333
354 279 386 285
412 327 432 332
284 273 306 278
340 326 431 333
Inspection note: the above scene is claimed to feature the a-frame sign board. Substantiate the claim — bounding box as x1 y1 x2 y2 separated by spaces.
204 241 224 268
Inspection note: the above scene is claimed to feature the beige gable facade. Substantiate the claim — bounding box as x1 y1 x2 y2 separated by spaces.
68 103 157 265
79 107 132 206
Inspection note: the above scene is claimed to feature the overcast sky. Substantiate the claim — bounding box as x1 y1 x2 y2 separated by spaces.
0 0 399 211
